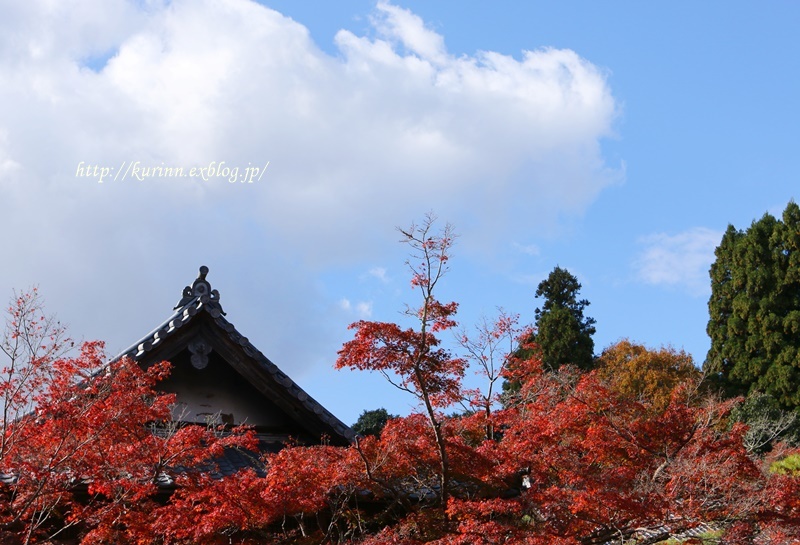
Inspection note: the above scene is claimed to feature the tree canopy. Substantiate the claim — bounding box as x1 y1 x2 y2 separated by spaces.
595 339 701 411
705 201 800 409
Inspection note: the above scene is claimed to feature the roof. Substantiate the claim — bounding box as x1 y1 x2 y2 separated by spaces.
115 266 354 446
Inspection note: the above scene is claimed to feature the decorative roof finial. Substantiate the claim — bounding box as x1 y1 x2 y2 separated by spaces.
174 266 222 310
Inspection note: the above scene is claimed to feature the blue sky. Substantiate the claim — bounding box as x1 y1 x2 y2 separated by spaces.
0 1 798 425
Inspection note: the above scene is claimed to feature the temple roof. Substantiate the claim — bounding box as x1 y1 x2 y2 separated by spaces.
115 266 354 446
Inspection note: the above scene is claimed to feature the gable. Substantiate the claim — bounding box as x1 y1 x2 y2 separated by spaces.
156 349 295 430
115 266 354 446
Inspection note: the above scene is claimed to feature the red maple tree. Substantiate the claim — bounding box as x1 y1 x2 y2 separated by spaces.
0 290 255 544
336 215 465 513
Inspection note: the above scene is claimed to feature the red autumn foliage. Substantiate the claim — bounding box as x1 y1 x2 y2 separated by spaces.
0 290 256 545
4 219 800 543
336 215 464 511
327 217 799 543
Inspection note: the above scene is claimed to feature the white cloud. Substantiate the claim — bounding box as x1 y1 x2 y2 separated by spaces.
635 228 723 297
367 267 389 283
339 298 373 319
370 1 448 65
0 0 619 376
513 242 540 257
355 301 373 318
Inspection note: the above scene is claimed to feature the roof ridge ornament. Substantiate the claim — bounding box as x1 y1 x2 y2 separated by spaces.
174 266 223 313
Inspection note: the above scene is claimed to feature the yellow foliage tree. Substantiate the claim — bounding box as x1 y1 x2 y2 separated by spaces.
595 339 701 411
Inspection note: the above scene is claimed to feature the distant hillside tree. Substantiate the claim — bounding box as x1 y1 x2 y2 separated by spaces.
352 408 396 437
705 201 800 409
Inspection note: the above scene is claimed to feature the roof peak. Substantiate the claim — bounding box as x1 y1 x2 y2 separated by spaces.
174 266 222 311
117 265 354 444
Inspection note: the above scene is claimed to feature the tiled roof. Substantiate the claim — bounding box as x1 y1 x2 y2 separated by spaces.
150 428 281 486
621 522 721 544
114 266 354 444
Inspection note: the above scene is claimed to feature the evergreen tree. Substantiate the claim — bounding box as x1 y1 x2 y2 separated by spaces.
705 201 800 409
502 267 596 400
352 408 397 437
533 266 596 371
